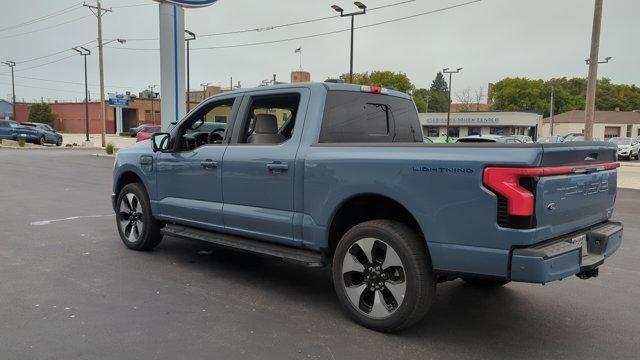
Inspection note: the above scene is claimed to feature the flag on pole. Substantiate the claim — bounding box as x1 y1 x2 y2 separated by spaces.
294 47 301 53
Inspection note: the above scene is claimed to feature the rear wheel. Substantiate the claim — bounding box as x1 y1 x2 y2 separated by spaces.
116 183 163 251
332 220 435 332
39 136 46 146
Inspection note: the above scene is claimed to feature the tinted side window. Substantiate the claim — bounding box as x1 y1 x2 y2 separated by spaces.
320 91 421 143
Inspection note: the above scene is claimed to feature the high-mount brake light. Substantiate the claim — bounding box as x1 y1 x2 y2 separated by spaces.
483 162 620 217
360 85 387 94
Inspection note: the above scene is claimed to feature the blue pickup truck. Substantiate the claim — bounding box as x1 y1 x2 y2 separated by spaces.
113 82 623 332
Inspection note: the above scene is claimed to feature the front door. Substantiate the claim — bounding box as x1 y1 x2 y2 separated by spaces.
222 90 308 246
155 97 239 231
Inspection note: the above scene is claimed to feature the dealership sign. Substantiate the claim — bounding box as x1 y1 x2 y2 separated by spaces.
424 117 500 125
154 0 217 7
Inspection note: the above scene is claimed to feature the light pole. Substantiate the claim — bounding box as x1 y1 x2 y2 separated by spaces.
200 82 212 101
331 2 367 83
550 87 555 136
185 30 196 112
443 67 463 143
1 60 16 120
72 47 92 142
148 85 158 125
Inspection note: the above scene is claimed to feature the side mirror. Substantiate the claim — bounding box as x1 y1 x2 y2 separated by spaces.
152 133 171 152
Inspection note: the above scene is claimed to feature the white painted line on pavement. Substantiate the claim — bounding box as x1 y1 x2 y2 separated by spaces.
31 214 114 226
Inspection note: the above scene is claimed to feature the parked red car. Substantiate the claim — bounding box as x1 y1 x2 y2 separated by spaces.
136 126 161 142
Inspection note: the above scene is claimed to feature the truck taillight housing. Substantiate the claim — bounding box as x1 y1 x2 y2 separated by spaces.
483 163 619 227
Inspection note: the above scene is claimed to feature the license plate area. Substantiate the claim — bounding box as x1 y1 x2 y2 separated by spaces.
569 234 589 257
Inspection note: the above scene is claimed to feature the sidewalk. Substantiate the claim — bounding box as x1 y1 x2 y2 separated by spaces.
62 133 137 149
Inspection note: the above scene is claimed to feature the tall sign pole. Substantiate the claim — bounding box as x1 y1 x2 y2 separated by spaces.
154 1 217 130
584 0 603 141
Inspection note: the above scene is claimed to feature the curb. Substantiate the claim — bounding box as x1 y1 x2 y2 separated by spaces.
0 145 103 151
94 153 116 159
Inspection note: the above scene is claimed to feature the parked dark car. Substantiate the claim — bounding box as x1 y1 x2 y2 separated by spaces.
456 135 523 143
129 124 156 137
0 119 41 142
21 122 63 146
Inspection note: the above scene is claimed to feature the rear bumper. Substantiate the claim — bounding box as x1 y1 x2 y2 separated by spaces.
510 221 623 284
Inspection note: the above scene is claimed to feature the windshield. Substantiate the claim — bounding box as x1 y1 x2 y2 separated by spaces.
610 138 631 145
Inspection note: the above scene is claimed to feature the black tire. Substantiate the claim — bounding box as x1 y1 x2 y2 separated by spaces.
332 220 435 332
56 138 63 147
115 183 163 251
462 277 510 287
39 136 46 146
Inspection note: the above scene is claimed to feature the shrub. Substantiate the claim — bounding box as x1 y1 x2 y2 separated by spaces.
18 138 26 147
105 143 115 155
28 102 58 126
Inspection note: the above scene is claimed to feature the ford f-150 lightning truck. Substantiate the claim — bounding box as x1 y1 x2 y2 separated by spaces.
112 82 623 332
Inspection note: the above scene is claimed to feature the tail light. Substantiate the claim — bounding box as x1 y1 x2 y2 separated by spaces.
483 162 620 223
360 85 387 94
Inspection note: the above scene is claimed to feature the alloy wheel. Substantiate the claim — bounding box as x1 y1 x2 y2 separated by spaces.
342 237 407 319
118 193 144 243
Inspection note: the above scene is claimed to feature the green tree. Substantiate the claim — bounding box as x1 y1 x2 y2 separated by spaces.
430 72 448 93
340 70 415 93
491 76 640 116
28 103 57 126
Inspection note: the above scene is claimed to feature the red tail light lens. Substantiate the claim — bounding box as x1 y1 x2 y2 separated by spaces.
483 162 620 217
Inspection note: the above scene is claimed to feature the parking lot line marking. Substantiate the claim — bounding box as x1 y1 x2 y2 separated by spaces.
30 214 113 226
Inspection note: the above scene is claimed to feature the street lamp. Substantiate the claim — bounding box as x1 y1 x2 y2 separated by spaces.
443 67 463 143
331 2 367 83
185 30 196 112
1 60 16 120
72 47 92 142
585 56 612 65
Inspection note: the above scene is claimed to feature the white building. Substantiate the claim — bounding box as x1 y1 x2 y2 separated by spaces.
419 112 542 138
541 110 640 140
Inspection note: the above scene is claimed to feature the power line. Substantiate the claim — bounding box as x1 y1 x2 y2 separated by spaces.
0 15 92 40
0 1 86 33
124 0 418 42
0 73 136 90
16 40 96 64
108 0 482 52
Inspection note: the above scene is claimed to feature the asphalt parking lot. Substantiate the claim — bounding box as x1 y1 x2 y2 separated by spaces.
1 149 639 360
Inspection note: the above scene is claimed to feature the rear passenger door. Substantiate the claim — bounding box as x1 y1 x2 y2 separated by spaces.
222 89 309 246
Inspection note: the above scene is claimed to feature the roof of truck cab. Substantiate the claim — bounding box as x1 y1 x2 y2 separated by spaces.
205 82 412 100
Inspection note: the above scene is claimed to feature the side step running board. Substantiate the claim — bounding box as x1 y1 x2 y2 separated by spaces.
161 224 326 268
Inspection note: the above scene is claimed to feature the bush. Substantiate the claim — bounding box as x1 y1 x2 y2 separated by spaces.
18 138 26 147
119 132 129 137
105 143 115 155
28 103 58 126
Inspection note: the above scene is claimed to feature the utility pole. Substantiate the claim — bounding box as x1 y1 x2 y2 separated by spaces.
443 67 463 143
72 47 91 142
584 0 603 141
550 87 555 136
1 61 16 120
185 30 196 112
230 77 233 90
148 85 158 125
84 1 112 147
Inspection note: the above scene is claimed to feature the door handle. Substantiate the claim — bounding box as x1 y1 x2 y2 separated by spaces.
266 161 289 172
200 160 219 169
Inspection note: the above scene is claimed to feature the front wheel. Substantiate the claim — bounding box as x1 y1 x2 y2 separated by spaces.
115 183 163 251
56 138 63 146
332 220 435 332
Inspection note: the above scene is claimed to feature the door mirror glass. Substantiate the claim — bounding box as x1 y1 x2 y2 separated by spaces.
152 133 171 152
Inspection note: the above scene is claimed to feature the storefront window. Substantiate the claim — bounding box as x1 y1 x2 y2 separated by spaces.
490 127 514 135
468 127 481 136
425 127 439 137
448 127 460 138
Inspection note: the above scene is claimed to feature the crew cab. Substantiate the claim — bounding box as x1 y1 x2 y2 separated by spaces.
113 83 623 332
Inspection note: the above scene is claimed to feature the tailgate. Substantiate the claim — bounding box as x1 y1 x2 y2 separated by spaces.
535 142 618 241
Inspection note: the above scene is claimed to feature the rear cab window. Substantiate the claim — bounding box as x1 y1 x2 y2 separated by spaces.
319 90 422 143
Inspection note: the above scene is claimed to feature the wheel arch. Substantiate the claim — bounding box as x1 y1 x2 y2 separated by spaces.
114 169 146 197
326 193 425 255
